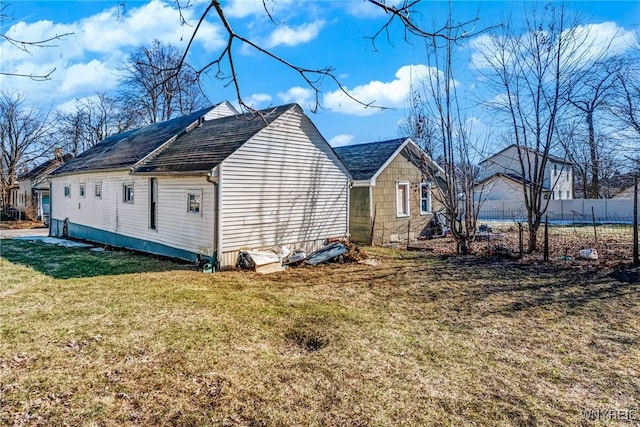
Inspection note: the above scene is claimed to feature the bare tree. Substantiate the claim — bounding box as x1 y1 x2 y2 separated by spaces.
610 45 640 167
0 92 53 208
55 93 138 156
1 1 72 80
119 39 209 124
399 91 438 158
565 59 622 198
407 11 488 254
477 4 602 252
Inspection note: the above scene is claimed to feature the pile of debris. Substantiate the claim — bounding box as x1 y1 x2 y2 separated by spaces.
236 239 366 274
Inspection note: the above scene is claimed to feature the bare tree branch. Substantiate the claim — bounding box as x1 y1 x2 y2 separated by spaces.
1 2 73 80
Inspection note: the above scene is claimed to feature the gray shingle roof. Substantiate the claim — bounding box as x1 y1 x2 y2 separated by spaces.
50 104 299 177
50 106 215 176
19 154 72 180
333 138 406 181
135 104 295 174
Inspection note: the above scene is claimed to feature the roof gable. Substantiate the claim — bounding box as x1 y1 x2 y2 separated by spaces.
334 138 407 181
133 104 297 174
334 137 444 184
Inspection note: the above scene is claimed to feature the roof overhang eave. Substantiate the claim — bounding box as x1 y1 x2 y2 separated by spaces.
352 179 374 187
130 170 211 177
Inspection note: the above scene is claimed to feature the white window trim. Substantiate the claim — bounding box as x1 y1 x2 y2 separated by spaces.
187 190 202 215
396 182 410 218
420 182 432 215
79 183 86 198
123 183 134 204
95 183 102 198
64 185 71 198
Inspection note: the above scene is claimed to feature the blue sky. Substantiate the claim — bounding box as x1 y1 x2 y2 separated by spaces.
2 0 640 149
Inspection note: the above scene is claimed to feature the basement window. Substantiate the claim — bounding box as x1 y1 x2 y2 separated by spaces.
396 182 410 218
187 192 201 214
123 183 134 203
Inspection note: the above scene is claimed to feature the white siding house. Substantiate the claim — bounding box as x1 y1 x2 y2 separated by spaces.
14 152 70 222
478 145 573 201
49 102 350 268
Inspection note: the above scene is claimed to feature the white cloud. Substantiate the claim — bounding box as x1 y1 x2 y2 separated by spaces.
277 86 315 107
265 20 325 48
328 134 354 147
245 93 272 108
59 60 118 94
322 64 438 116
470 22 637 71
0 0 224 103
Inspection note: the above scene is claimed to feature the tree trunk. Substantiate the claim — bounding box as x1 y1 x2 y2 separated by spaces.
527 224 538 253
586 110 599 199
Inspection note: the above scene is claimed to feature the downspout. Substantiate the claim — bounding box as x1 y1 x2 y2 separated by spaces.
206 171 220 271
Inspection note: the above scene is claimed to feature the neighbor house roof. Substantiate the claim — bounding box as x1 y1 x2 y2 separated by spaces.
134 104 295 174
50 106 217 176
334 137 444 184
334 138 408 181
50 103 301 177
18 154 72 181
480 144 572 166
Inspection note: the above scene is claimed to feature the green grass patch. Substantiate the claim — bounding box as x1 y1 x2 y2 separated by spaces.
1 240 639 425
0 239 192 278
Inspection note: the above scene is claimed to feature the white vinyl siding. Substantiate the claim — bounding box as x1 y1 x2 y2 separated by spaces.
51 172 214 256
219 107 349 266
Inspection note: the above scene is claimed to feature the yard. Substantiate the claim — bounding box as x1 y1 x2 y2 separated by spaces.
1 238 639 426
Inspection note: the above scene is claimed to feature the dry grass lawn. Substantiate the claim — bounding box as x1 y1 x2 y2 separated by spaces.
1 239 639 426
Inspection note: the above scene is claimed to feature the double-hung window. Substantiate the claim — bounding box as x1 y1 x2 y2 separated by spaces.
123 183 134 203
187 192 201 214
420 182 432 215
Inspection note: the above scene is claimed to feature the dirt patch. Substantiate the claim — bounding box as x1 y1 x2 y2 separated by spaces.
406 223 638 268
0 220 46 230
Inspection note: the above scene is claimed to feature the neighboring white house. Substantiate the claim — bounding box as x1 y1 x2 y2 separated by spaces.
49 102 350 268
474 173 552 202
14 150 70 223
477 144 574 201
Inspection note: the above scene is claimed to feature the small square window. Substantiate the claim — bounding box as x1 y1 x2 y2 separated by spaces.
79 184 85 197
95 183 102 198
123 183 134 203
188 193 201 214
64 186 70 197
